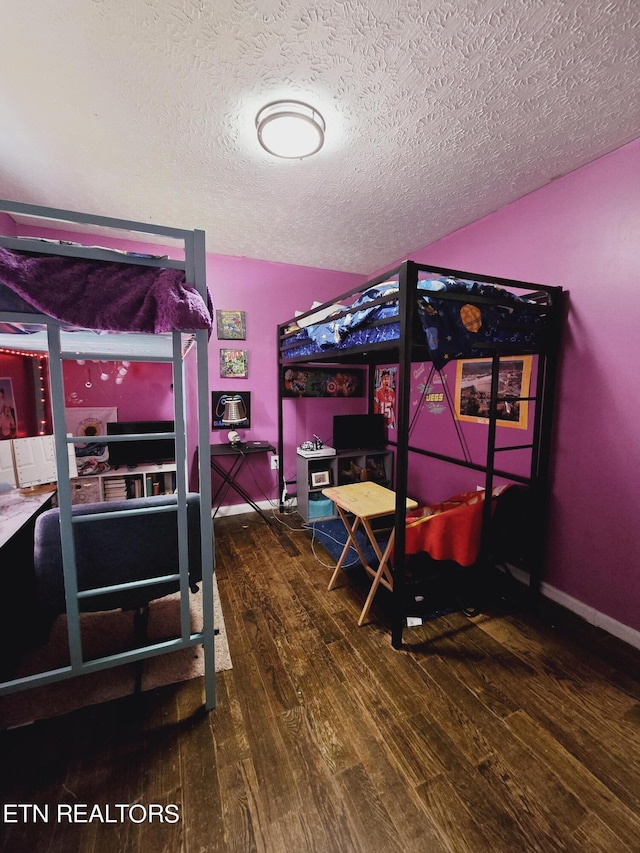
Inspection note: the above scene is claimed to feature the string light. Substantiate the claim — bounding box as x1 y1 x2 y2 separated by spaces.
38 356 48 435
0 346 49 359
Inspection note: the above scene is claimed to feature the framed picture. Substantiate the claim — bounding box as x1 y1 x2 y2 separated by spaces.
212 391 251 429
310 470 331 488
373 367 397 429
220 349 248 379
216 310 246 340
454 356 532 429
282 366 364 397
0 377 18 440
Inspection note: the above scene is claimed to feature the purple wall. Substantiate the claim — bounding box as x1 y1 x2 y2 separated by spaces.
201 255 364 502
394 138 640 636
63 361 175 420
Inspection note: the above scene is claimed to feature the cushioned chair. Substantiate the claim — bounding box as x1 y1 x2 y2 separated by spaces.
33 493 203 665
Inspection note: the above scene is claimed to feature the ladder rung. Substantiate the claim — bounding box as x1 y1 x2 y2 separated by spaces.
77 573 181 599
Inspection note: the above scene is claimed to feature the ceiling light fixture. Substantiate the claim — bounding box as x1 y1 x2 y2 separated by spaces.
256 100 325 159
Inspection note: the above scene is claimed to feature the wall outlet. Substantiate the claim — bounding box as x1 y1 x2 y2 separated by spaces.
270 454 279 470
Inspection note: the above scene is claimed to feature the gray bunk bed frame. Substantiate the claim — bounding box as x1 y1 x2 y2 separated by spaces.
277 259 564 649
0 199 216 710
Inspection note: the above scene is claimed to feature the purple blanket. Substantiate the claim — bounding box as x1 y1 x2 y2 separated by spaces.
0 246 212 334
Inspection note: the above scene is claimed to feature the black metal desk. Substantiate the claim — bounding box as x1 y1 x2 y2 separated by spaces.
210 441 276 524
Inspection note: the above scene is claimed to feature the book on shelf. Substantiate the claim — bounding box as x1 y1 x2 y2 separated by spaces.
103 477 127 501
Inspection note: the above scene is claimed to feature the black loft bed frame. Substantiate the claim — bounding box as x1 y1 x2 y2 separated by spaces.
277 259 564 649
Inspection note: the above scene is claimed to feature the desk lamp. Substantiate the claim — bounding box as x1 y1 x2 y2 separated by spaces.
220 395 247 446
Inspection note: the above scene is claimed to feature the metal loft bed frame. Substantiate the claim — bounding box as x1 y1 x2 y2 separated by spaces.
0 199 216 710
277 259 564 649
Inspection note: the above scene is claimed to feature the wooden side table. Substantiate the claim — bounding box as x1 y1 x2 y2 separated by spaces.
321 481 417 626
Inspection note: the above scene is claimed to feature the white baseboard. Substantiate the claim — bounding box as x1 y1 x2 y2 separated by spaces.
507 564 640 651
541 582 640 650
211 499 276 519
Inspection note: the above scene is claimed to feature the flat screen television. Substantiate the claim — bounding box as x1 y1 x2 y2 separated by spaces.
107 421 175 468
333 414 386 451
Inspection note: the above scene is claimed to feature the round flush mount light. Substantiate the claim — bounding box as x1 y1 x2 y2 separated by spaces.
256 100 325 159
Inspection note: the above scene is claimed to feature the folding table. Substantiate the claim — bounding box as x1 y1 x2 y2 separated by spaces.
322 481 417 625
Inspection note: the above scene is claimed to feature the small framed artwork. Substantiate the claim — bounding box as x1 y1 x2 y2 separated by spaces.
216 310 246 340
310 470 331 488
220 349 248 379
212 391 251 429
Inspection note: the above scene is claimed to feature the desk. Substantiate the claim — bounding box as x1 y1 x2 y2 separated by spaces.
0 488 55 677
322 482 417 626
0 488 55 549
210 441 276 524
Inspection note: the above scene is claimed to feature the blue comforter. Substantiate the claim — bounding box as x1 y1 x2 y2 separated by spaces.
286 276 545 369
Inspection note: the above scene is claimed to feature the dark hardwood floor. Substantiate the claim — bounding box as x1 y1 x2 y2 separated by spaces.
1 510 639 853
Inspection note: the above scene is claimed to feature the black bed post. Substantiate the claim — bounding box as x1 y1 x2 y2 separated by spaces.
277 324 285 512
391 260 417 649
481 350 500 543
528 286 564 604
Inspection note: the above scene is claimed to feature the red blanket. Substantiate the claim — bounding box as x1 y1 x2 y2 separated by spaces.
403 486 510 567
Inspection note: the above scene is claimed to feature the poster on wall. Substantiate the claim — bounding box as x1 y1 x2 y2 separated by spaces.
0 378 17 440
220 349 248 378
413 362 446 417
282 367 364 398
64 406 118 475
212 391 251 429
454 357 532 429
373 367 397 429
216 310 246 340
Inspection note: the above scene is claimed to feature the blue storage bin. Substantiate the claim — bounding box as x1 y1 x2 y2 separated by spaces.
308 493 334 519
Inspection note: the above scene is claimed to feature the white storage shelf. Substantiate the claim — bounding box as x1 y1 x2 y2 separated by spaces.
297 449 393 523
70 463 177 505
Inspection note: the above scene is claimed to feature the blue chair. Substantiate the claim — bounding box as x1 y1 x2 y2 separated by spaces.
33 494 204 684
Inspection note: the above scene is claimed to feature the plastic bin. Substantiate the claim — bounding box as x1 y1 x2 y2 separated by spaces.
308 493 334 519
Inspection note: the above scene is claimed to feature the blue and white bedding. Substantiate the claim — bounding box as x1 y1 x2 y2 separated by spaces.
281 276 547 369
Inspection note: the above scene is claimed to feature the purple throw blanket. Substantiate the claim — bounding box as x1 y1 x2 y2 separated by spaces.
0 246 212 334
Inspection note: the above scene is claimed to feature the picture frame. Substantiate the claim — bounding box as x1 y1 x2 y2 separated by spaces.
310 470 331 488
282 366 364 397
219 349 248 379
0 377 18 440
454 356 532 430
216 310 246 340
212 391 251 429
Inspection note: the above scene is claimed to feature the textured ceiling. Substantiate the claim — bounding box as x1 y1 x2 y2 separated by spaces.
1 0 639 274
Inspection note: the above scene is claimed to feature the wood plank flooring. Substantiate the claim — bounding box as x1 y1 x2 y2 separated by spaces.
1 510 639 852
